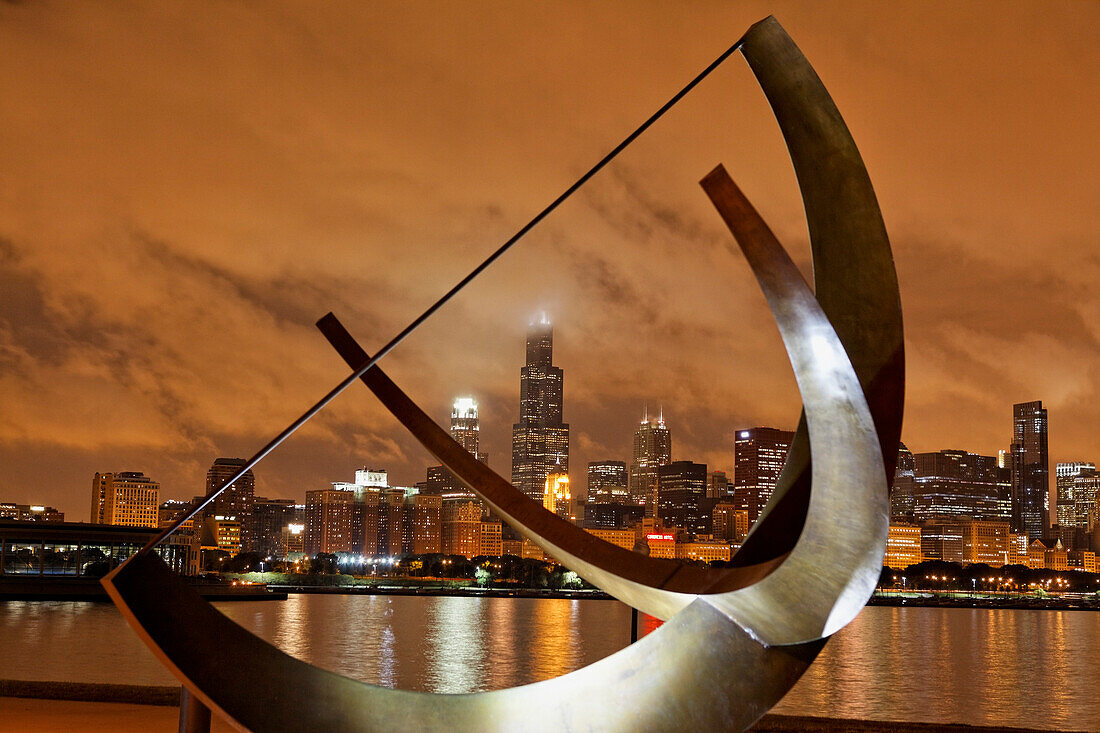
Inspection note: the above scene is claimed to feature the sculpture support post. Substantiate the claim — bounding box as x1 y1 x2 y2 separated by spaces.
179 687 212 733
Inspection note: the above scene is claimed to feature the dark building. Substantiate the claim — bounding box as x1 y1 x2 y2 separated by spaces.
911 450 1010 522
511 315 569 502
1011 400 1049 540
657 461 708 535
424 465 450 496
587 461 628 504
629 409 672 510
583 502 645 530
251 497 301 558
733 427 794 524
206 458 255 550
889 443 916 521
706 470 730 499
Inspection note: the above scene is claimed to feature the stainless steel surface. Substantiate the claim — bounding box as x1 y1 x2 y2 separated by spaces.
733 16 904 568
103 15 904 732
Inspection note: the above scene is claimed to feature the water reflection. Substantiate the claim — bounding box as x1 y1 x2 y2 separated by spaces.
2 598 1098 730
425 595 487 693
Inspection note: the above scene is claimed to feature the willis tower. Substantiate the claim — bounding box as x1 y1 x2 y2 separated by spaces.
511 314 569 502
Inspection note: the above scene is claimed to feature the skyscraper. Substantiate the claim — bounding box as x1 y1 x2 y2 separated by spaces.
628 408 671 510
511 315 569 502
889 443 916 521
206 458 256 551
656 460 708 534
428 397 489 500
911 450 1010 522
732 427 794 524
1010 400 1048 539
587 460 628 503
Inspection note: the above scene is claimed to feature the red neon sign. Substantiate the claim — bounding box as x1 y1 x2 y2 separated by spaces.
646 533 674 541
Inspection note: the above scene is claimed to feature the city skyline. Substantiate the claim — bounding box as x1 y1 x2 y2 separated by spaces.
0 3 1096 517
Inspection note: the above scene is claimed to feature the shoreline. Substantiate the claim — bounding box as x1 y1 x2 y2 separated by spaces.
0 681 1085 733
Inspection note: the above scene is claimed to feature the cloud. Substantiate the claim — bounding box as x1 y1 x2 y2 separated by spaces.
0 2 1096 517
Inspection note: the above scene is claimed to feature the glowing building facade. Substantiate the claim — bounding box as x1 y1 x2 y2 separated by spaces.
883 524 922 568
92 471 160 528
543 472 572 519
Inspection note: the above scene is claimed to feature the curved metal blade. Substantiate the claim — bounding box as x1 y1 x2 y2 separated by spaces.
732 16 904 567
104 551 821 733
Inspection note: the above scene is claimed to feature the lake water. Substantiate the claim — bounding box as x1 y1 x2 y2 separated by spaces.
2 596 1098 731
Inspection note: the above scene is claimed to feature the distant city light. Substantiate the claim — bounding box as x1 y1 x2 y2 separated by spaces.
740 431 750 438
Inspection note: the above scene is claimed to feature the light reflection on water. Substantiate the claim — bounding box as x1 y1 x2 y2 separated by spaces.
1 597 1098 730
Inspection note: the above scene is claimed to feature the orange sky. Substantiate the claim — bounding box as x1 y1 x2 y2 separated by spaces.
1 1 1097 518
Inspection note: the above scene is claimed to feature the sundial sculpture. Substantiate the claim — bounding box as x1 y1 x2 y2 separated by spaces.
103 16 903 733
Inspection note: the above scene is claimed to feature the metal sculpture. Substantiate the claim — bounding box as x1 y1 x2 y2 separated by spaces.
103 15 903 732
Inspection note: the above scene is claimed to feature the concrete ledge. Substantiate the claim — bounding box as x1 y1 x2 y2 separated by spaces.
0 680 180 707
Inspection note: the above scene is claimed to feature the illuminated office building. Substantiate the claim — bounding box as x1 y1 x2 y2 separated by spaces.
202 516 243 555
511 315 569 502
1056 462 1095 527
91 472 160 528
403 493 442 555
1010 400 1048 539
911 450 1010 522
732 427 793 524
304 488 356 556
479 520 503 557
205 458 255 550
442 499 483 557
1068 470 1100 530
587 461 628 504
883 524 922 568
629 409 672 510
585 528 636 551
712 503 750 542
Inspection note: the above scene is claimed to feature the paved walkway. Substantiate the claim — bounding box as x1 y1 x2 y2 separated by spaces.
0 697 236 732
1 696 1077 733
